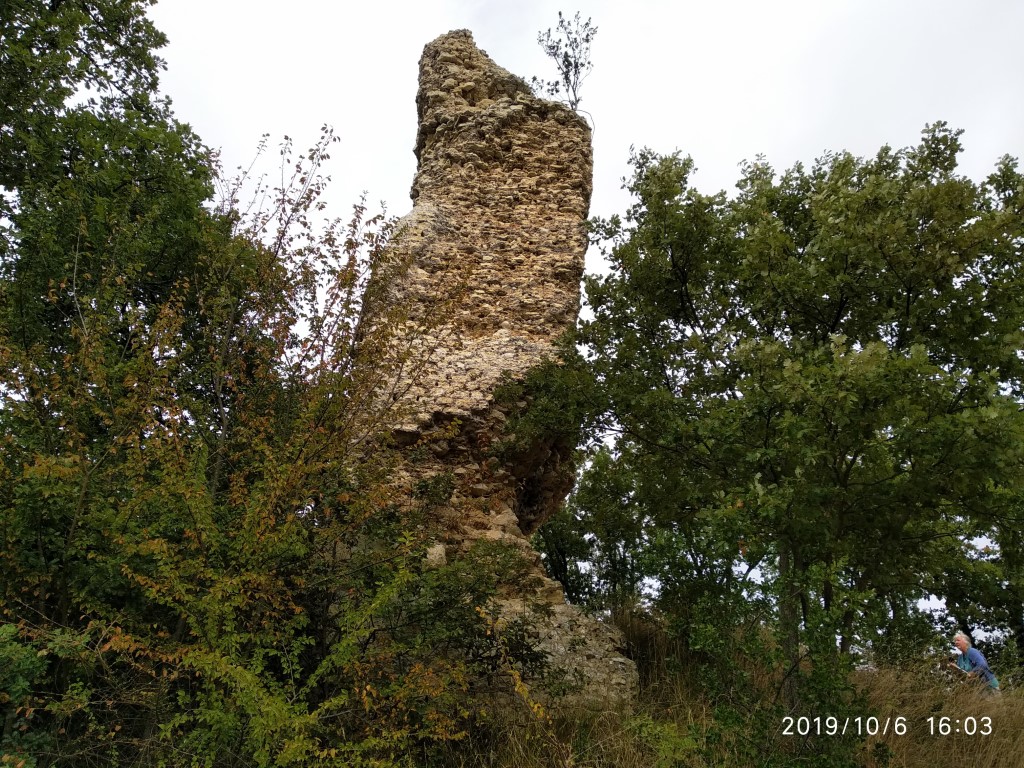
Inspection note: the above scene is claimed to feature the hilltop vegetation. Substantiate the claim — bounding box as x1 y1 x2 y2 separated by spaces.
3 3 1024 767
529 127 1024 765
1 3 535 766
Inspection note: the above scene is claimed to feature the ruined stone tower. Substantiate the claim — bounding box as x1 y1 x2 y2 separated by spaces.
359 30 637 706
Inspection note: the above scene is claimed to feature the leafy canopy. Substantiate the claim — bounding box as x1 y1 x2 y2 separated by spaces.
540 124 1024 707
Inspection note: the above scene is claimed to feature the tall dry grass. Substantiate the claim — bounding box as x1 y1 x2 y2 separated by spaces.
426 616 1024 768
856 662 1024 768
438 671 1023 768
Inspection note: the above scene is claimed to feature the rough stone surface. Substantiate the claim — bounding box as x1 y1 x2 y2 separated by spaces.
359 30 637 707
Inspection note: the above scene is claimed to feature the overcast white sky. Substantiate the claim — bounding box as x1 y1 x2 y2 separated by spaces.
149 0 1024 272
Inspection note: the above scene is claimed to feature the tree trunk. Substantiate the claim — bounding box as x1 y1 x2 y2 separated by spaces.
778 540 801 709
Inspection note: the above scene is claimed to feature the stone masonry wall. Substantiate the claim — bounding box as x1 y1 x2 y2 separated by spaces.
358 30 637 707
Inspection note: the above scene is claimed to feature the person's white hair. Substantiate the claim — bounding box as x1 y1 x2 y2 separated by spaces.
954 631 972 647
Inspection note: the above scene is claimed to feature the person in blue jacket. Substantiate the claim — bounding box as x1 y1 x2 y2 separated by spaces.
949 632 999 691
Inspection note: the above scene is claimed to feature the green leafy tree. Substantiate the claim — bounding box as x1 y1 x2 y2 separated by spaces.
1 0 169 256
541 126 1024 712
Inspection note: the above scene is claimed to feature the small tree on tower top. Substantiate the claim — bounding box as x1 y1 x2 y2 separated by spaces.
530 11 597 112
